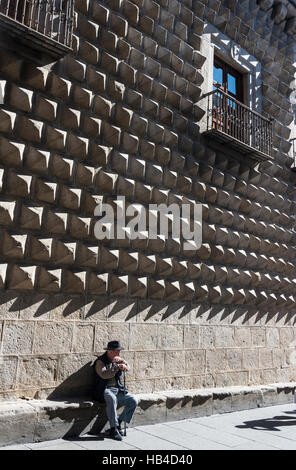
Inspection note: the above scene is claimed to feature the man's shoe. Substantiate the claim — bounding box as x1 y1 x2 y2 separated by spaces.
109 427 123 441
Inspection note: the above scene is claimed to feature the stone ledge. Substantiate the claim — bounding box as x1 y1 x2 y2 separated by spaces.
0 382 295 447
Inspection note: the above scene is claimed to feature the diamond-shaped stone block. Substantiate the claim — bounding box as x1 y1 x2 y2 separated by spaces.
59 186 81 211
30 237 53 262
68 134 89 159
9 84 33 112
138 253 156 274
88 272 109 294
70 215 91 239
53 240 76 264
35 180 57 204
20 205 44 230
45 211 68 234
129 275 147 297
76 244 99 267
156 257 173 276
99 247 119 270
0 201 16 225
119 251 139 272
82 193 103 216
0 108 16 135
148 278 165 299
64 270 87 294
6 171 32 198
18 117 43 143
110 274 129 296
165 280 180 300
8 264 37 290
25 147 50 174
95 169 118 194
38 267 62 293
1 233 27 259
46 126 67 151
0 136 23 167
51 154 74 181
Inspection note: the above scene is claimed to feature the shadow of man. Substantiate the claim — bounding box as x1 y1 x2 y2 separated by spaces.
46 361 108 439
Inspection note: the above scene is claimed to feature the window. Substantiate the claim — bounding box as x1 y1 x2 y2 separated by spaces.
200 54 272 160
213 56 244 103
198 22 272 160
212 56 245 135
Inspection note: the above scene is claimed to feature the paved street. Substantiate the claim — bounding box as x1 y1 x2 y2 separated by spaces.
2 403 296 450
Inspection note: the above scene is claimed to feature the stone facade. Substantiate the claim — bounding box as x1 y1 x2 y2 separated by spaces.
0 0 296 400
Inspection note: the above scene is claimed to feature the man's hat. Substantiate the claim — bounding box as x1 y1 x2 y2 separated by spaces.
104 340 124 351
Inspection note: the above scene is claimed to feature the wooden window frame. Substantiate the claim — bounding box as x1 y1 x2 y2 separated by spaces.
213 56 244 104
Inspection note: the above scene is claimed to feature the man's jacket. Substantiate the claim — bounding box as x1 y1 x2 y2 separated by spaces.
93 352 126 402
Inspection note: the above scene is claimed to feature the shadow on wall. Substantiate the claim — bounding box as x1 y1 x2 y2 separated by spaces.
47 361 95 400
1 290 296 324
45 362 109 438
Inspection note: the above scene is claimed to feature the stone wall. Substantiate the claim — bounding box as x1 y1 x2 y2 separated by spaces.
0 0 296 400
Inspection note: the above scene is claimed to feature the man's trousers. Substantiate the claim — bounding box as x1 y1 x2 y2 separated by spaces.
104 386 138 429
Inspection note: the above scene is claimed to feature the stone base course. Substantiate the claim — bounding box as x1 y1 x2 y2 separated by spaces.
0 382 295 447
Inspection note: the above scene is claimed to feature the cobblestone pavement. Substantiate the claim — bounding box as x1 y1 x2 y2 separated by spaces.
2 403 296 450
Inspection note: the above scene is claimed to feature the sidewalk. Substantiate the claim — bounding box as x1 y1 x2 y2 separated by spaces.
2 403 296 450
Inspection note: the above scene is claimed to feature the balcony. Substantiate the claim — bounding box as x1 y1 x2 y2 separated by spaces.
290 138 296 171
0 0 74 59
201 88 273 162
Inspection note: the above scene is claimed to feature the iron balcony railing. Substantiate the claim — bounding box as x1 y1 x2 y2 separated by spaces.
0 0 74 48
202 88 273 160
290 137 296 171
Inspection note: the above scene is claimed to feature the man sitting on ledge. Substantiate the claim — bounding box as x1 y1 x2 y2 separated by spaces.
93 340 138 441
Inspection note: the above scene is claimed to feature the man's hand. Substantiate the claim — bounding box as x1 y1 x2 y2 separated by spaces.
112 356 128 371
112 356 124 363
